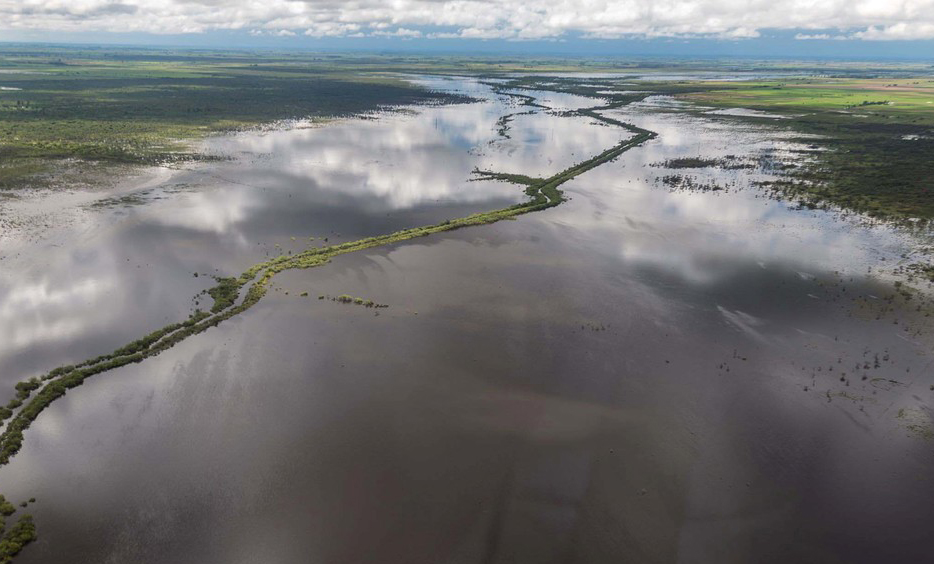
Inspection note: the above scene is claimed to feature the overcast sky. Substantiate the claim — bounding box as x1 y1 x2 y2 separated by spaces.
2 1 934 57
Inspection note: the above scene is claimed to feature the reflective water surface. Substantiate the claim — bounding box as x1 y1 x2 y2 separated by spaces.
0 76 932 564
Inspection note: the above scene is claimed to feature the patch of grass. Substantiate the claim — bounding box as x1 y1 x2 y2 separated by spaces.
328 295 385 308
89 191 151 209
897 407 934 440
12 380 40 402
686 79 934 123
473 170 545 186
902 263 934 283
651 157 720 169
205 277 239 313
0 497 14 518
658 174 722 192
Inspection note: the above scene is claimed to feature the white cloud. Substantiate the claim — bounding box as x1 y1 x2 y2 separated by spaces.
853 22 934 40
371 27 422 38
794 33 850 40
1 0 934 40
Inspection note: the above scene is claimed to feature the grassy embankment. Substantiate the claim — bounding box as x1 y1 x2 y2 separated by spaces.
679 78 934 222
0 50 468 189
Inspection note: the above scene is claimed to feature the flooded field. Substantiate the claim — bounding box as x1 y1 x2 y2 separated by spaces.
1 75 932 563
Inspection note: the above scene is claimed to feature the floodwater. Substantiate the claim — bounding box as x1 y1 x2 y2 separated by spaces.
0 76 932 564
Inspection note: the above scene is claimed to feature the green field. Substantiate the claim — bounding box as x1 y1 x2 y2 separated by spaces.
680 78 934 221
687 79 934 122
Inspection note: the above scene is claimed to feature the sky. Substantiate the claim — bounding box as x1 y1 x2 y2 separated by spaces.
2 0 934 59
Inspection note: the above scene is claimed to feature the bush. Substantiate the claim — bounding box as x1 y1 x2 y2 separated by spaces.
0 496 14 517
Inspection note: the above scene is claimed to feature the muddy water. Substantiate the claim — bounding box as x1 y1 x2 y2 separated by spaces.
0 76 932 564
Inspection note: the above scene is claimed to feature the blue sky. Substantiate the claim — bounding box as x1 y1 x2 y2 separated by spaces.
2 1 934 60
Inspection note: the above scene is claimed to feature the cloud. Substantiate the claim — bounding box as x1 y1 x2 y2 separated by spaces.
853 22 934 40
794 33 849 40
371 27 422 38
1 0 934 40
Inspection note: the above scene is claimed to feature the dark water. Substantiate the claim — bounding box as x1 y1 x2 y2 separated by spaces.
0 76 932 564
